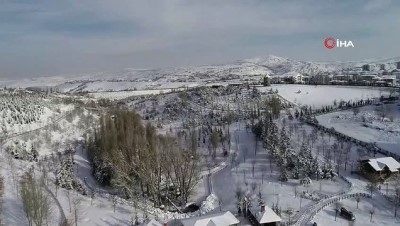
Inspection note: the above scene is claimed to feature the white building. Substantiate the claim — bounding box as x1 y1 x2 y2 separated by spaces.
249 205 282 226
272 72 305 84
366 157 400 173
179 211 240 226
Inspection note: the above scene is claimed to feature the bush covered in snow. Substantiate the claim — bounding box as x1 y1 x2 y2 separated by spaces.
199 193 219 214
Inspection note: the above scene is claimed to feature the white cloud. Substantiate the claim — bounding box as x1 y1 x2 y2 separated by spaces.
0 0 399 78
363 0 392 12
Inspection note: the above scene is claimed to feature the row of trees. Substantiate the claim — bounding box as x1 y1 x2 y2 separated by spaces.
87 110 201 206
20 169 52 226
253 113 336 183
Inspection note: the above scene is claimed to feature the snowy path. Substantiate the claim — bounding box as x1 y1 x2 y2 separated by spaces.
212 128 258 212
74 145 115 195
294 192 371 226
304 172 400 226
42 177 66 225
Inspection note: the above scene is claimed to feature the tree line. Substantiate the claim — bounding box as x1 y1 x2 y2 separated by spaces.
86 110 200 206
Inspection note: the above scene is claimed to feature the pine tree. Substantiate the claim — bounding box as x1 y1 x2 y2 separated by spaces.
280 168 289 182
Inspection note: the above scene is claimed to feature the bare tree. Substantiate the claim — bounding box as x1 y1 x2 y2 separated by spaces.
211 129 220 160
243 146 248 163
254 135 258 155
287 208 294 224
251 159 256 177
369 207 375 222
7 154 18 193
20 170 52 226
64 189 74 213
356 196 361 209
394 187 400 217
90 190 95 206
334 202 342 221
72 198 82 226
260 164 267 184
112 195 117 213
251 182 257 194
235 187 244 215
367 182 377 198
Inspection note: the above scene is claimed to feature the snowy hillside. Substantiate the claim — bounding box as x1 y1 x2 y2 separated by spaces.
0 91 73 137
242 55 400 75
0 55 399 93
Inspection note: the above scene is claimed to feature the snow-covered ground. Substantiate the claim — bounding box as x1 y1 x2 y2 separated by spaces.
0 94 74 137
317 103 400 155
1 83 399 226
258 85 390 108
2 55 399 93
209 124 353 224
3 107 97 157
0 152 60 226
313 196 400 226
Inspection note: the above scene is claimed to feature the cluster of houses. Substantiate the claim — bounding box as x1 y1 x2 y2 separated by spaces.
270 62 400 87
141 204 282 226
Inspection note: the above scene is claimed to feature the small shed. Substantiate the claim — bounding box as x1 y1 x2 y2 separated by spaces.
248 205 281 226
359 157 400 181
179 211 240 226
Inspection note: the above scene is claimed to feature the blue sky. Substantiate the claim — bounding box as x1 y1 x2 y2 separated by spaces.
0 0 399 78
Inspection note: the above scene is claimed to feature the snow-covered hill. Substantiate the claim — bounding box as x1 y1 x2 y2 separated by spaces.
242 55 400 75
1 55 399 93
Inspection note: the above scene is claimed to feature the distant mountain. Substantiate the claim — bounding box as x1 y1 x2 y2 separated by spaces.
241 55 400 75
1 55 399 93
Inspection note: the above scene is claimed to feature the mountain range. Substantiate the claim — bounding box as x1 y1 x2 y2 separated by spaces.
1 55 399 93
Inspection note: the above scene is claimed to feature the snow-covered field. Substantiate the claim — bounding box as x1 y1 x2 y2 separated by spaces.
317 103 400 155
258 85 390 108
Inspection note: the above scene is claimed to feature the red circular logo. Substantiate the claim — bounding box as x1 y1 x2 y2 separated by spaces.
324 37 336 49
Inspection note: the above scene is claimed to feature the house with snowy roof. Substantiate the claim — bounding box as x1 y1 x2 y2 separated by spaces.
179 211 240 226
248 204 281 226
140 219 164 226
359 157 400 181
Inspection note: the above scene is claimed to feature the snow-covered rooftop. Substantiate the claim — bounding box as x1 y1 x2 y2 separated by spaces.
179 211 239 226
367 157 400 172
140 219 163 226
251 205 282 224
